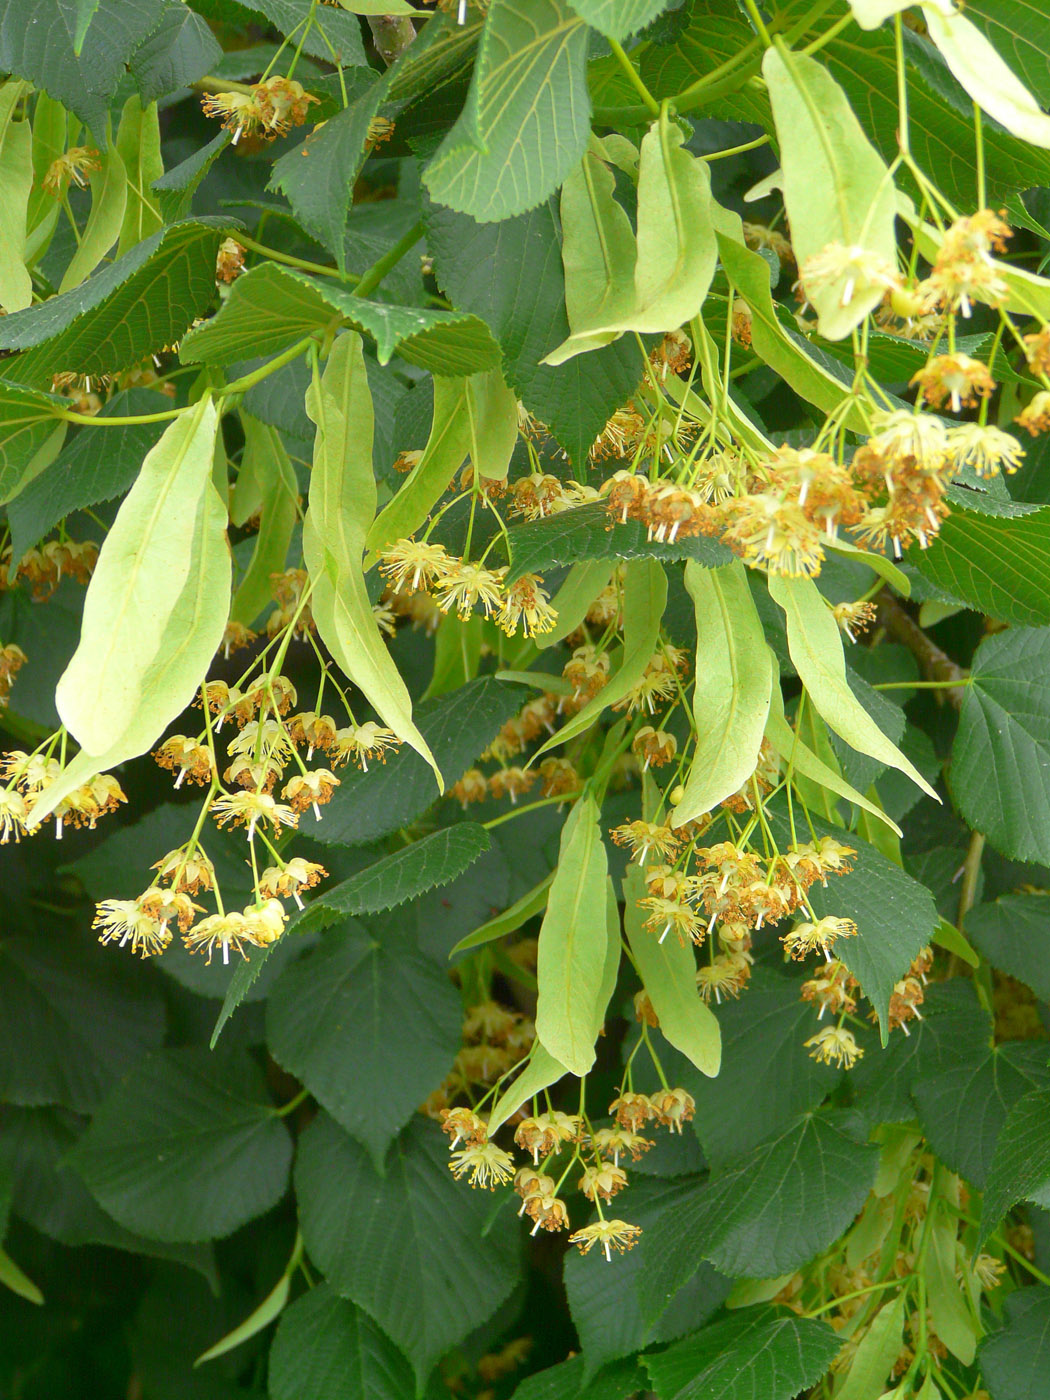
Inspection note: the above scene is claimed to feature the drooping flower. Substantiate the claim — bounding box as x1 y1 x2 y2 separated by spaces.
448 1141 515 1189
568 1219 643 1261
804 1025 863 1069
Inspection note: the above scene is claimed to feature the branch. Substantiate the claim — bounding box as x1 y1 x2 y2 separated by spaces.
875 588 968 711
367 14 416 66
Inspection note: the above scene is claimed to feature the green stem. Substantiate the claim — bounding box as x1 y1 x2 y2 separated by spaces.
482 793 576 830
607 38 661 118
237 234 355 282
702 133 770 163
741 0 772 46
871 678 971 691
275 1087 310 1118
223 334 321 396
353 220 424 299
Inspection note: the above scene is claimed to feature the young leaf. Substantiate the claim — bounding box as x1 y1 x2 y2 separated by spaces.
487 1042 569 1136
266 922 461 1167
229 424 297 626
834 1292 908 1400
923 3 1050 149
643 1306 840 1400
952 627 1050 864
303 334 441 788
768 572 936 799
114 96 163 255
54 398 219 757
58 144 127 292
631 116 716 333
543 142 637 363
0 1246 43 1307
292 824 491 936
763 45 898 340
532 557 667 757
0 84 32 313
423 0 591 222
672 560 773 828
269 1284 417 1400
623 866 721 1077
295 1114 520 1386
195 1251 294 1364
535 794 611 1075
66 1047 293 1244
926 1203 978 1365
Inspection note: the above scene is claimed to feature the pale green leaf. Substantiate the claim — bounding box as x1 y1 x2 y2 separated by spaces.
835 1293 908 1400
926 1206 978 1365
114 96 164 256
0 1246 43 1305
712 204 867 432
450 870 555 955
623 867 721 1078
55 398 219 756
543 142 637 363
59 145 127 292
462 363 518 481
0 86 32 313
487 1042 569 1136
537 561 614 650
533 557 667 758
26 426 231 826
847 0 912 26
195 1257 293 1364
67 1047 292 1244
923 3 1050 149
229 420 297 626
763 46 898 340
632 117 716 332
672 560 773 827
764 682 902 835
768 572 936 799
535 794 610 1075
423 0 591 222
304 334 440 788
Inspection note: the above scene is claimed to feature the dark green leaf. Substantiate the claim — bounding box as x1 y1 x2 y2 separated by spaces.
268 1283 416 1400
295 1113 520 1385
910 505 1050 626
424 0 591 222
639 1114 878 1314
978 1287 1050 1400
507 501 731 583
643 1306 840 1400
911 980 1050 1189
564 1178 731 1378
151 132 229 224
67 1047 292 1243
0 218 229 386
967 0 1050 105
510 1356 647 1400
568 0 669 40
247 0 366 66
966 894 1050 1002
179 262 501 375
0 1107 215 1281
952 626 1050 864
689 969 841 1170
126 2 221 101
0 934 165 1115
426 198 645 467
6 388 170 562
292 824 491 936
266 921 460 1165
309 677 528 846
982 1087 1050 1243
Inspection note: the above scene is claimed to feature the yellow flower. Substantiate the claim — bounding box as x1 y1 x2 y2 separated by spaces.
378 538 454 593
151 846 216 895
210 791 298 839
216 238 246 283
0 788 28 844
282 768 340 816
782 915 858 960
1016 390 1050 436
448 1141 515 1189
911 354 995 413
591 1127 653 1166
42 147 101 195
568 1219 643 1261
579 1163 628 1202
433 561 505 619
94 895 171 958
497 573 557 637
183 912 261 966
651 1087 695 1132
804 1025 863 1069
440 1107 488 1149
332 722 401 771
799 241 900 309
948 423 1024 479
258 858 327 909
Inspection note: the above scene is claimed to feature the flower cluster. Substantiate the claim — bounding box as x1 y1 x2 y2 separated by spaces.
1 538 99 598
0 750 125 844
201 75 318 144
379 540 558 638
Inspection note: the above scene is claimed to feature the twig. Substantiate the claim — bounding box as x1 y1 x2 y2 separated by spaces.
875 588 968 710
